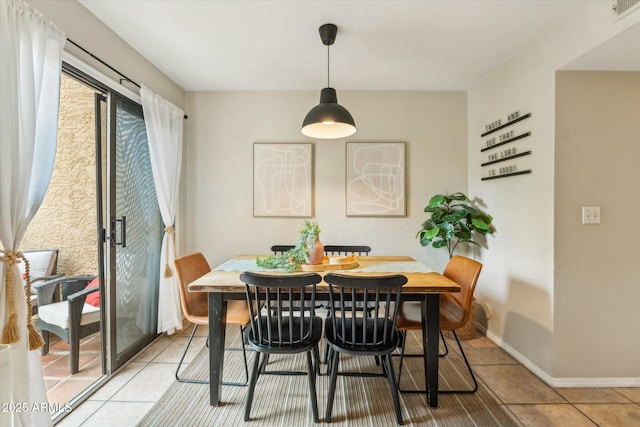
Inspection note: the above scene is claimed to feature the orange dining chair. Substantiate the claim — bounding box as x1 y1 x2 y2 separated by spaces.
173 252 250 386
395 255 482 394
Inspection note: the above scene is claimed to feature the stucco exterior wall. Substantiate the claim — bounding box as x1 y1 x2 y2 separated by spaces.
22 74 99 276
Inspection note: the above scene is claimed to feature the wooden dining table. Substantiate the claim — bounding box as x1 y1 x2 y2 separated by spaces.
188 255 460 408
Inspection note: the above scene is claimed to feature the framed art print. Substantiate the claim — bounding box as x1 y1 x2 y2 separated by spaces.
346 142 406 217
253 143 313 217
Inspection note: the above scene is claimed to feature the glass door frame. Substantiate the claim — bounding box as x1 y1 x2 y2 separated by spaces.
61 62 160 375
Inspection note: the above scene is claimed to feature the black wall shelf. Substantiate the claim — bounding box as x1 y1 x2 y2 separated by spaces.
481 113 531 137
481 132 530 152
482 170 532 181
481 150 532 167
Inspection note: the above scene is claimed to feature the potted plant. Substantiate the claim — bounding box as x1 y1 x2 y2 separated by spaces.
416 192 494 259
257 219 323 271
417 192 494 339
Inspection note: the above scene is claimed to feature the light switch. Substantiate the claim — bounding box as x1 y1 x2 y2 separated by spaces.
581 206 600 224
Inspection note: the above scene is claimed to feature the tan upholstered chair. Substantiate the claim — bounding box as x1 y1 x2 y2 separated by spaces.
396 255 482 394
173 252 250 386
19 249 62 314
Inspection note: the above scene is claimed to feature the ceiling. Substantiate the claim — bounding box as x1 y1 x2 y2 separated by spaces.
78 0 638 92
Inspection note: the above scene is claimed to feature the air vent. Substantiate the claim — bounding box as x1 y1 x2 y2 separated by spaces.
613 0 640 19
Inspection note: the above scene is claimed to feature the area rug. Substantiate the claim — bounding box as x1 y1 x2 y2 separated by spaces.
138 331 516 426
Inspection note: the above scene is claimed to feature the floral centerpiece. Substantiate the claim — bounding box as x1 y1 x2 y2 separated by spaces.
257 219 323 272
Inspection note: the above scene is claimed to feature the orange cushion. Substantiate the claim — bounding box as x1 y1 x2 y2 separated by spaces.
85 278 100 307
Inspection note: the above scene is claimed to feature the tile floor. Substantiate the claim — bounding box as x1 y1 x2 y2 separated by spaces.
51 324 640 426
42 333 103 408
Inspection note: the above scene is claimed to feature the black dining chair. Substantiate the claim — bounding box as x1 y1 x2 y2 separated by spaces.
323 245 371 256
270 245 295 254
240 271 323 423
321 244 374 363
269 244 320 316
323 272 407 425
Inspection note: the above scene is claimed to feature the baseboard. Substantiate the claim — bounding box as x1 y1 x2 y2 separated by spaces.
550 376 640 387
476 324 640 388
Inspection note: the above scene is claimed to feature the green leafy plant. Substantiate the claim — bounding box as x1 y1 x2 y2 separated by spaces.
416 192 494 259
256 219 321 272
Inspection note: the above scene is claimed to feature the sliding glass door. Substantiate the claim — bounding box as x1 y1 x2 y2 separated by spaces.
38 65 163 420
105 93 162 370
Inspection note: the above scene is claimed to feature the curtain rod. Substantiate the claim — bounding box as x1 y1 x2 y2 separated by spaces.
67 38 188 119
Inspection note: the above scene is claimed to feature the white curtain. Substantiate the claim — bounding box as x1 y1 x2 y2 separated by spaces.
140 85 184 335
0 1 65 426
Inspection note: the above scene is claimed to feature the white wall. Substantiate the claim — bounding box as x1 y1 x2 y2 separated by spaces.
468 2 640 384
181 91 467 271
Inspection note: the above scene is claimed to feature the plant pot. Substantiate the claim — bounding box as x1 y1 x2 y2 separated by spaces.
305 238 324 265
443 297 478 340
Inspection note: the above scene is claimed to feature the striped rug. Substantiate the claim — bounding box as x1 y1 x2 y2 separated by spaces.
139 330 516 426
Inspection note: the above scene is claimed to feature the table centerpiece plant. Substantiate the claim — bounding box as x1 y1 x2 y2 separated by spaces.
256 219 323 272
416 192 494 259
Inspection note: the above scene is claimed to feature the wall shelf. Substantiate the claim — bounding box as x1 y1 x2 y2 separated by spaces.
482 170 532 181
481 113 531 137
481 150 531 167
481 132 530 152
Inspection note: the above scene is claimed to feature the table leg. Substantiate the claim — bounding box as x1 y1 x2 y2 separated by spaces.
208 293 227 406
423 294 440 407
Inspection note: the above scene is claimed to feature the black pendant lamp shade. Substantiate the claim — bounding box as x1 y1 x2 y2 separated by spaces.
301 24 356 139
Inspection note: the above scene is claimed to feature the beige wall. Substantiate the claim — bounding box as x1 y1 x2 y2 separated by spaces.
181 90 467 271
555 71 640 379
22 74 98 275
468 1 640 385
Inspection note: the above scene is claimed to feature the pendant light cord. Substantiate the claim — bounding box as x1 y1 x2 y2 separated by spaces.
327 44 330 88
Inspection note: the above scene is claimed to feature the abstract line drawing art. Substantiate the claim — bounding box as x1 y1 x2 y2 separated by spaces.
346 142 405 217
254 143 313 217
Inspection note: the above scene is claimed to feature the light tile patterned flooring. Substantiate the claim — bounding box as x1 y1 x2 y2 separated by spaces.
50 324 640 426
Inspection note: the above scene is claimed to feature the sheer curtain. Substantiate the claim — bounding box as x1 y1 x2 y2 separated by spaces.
0 1 66 426
140 85 184 335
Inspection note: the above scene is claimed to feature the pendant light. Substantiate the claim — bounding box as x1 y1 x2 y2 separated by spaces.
301 23 356 139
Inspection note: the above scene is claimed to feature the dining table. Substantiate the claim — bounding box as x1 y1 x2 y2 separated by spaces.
188 255 460 408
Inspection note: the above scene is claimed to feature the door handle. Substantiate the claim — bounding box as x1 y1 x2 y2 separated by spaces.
112 216 127 248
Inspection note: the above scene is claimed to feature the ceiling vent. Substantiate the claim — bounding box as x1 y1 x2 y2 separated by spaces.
613 0 640 20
